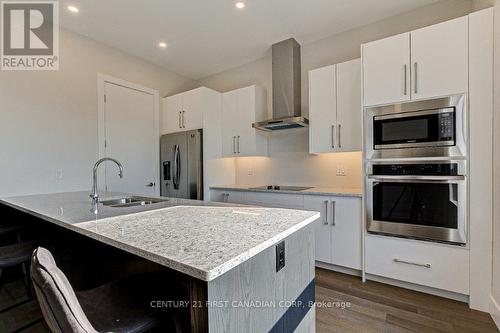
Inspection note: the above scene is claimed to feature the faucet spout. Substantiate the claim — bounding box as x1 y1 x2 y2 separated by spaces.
90 157 124 205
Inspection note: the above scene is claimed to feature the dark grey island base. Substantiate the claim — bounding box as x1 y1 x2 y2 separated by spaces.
0 191 318 332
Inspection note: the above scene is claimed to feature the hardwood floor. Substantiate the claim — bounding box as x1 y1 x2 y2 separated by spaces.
1 268 498 332
315 268 499 333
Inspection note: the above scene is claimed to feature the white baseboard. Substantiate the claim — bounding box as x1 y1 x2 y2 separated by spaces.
490 295 500 330
315 261 362 277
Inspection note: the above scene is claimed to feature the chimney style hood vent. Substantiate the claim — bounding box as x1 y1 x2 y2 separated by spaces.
252 38 307 132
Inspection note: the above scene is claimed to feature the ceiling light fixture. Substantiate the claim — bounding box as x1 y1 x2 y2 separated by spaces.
158 42 167 49
235 2 245 9
67 5 79 13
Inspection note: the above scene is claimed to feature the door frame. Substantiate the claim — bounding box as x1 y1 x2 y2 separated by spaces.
97 74 160 195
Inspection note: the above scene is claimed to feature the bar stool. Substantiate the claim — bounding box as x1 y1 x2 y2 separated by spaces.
31 247 163 333
0 222 24 244
0 238 42 332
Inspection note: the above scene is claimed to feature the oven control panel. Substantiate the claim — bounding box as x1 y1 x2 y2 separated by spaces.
372 163 458 176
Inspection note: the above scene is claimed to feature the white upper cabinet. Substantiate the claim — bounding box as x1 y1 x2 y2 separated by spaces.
309 65 337 154
410 16 468 100
362 32 410 106
336 59 362 152
162 93 183 134
309 59 361 154
362 16 469 106
161 87 204 134
221 85 268 157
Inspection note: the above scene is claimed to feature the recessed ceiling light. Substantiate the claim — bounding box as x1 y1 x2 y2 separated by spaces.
67 5 79 13
158 42 167 49
235 2 245 9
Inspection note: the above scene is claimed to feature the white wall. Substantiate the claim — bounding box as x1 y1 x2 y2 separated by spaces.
0 29 195 197
491 0 500 328
198 0 479 188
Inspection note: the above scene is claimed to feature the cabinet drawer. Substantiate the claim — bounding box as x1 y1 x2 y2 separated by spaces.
365 235 469 294
244 192 304 208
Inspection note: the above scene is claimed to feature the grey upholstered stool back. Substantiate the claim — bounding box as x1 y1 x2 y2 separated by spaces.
30 247 98 333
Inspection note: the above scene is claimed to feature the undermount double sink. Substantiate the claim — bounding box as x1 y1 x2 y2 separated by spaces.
100 196 169 208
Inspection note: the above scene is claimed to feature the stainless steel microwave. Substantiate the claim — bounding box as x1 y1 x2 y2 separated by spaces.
364 94 467 159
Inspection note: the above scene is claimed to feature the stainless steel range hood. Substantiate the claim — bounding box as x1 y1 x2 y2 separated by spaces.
252 38 308 132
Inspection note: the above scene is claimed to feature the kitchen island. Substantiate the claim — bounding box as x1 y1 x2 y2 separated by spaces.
0 191 319 332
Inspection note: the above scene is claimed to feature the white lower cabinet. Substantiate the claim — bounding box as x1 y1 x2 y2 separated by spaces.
210 190 245 203
365 235 470 295
303 195 362 270
209 189 363 271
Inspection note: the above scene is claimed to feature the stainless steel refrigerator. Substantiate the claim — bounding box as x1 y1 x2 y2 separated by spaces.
160 130 203 200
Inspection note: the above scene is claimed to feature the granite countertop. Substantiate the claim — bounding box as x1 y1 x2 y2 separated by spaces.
0 191 319 281
210 184 363 197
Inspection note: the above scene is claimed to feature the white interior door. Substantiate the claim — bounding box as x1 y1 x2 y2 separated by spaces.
104 81 158 196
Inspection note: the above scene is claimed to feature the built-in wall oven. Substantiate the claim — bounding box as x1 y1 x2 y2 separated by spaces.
365 160 467 245
364 94 466 159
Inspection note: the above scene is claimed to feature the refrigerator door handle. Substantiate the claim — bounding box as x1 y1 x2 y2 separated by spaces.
173 144 181 190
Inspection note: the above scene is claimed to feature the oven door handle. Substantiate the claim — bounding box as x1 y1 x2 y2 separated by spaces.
368 175 465 181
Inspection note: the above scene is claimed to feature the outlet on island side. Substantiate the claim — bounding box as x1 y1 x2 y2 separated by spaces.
276 241 285 272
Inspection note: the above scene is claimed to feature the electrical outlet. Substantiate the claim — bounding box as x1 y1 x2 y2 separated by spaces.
276 241 285 272
336 166 346 176
247 168 253 176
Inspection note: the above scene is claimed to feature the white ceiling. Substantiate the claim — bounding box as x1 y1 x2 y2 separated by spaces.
59 0 441 79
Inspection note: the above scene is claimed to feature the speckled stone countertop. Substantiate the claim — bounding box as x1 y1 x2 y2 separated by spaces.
210 184 363 197
0 191 319 281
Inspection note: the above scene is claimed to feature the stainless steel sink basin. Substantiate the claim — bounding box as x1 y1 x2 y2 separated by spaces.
100 196 169 208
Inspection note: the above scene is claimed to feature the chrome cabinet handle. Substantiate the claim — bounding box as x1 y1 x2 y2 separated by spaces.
237 136 240 154
331 201 336 226
414 62 418 94
331 125 335 148
225 193 230 202
394 258 430 268
323 200 329 225
182 110 186 128
338 124 341 148
403 64 407 95
178 111 182 128
232 136 236 154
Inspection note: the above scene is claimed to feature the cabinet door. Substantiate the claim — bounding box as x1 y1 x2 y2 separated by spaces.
235 86 257 156
162 94 182 134
331 196 362 269
336 59 362 152
309 65 337 154
222 90 239 157
303 196 332 264
182 89 203 131
410 16 468 100
362 32 410 106
209 190 226 202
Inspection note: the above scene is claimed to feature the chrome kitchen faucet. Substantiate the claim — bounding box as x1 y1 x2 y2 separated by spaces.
90 157 123 207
